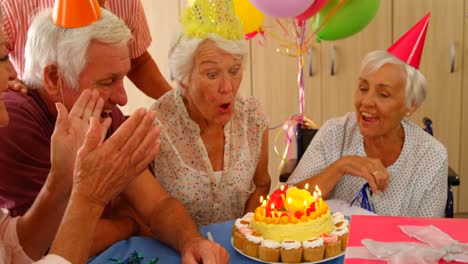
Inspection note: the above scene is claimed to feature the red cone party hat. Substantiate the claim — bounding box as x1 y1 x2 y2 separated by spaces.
53 0 101 28
387 13 430 69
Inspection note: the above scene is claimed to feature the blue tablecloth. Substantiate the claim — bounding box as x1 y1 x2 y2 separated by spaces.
88 220 344 264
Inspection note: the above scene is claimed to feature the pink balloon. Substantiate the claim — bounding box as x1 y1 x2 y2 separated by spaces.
296 0 329 21
248 0 315 18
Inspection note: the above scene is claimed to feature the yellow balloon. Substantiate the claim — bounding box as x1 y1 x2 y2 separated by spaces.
233 0 264 35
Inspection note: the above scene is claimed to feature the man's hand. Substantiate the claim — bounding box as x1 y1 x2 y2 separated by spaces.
51 89 105 192
181 238 229 264
8 78 28 94
73 107 162 206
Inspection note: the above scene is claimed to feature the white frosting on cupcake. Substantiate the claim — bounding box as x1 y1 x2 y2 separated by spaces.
331 226 349 236
261 239 281 249
281 240 301 250
332 212 345 222
242 212 254 221
334 218 349 227
239 227 253 236
303 237 324 248
235 218 251 229
245 233 264 244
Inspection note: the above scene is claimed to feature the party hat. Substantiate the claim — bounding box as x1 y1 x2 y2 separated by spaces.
387 13 430 69
181 0 244 40
53 0 102 28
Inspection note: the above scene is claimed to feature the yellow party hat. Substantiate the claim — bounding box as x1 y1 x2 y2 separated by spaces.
181 0 244 40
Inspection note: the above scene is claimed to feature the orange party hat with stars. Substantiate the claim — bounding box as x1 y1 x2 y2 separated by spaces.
387 13 430 69
53 0 102 28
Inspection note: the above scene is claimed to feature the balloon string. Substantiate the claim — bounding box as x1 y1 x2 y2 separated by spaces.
273 115 320 173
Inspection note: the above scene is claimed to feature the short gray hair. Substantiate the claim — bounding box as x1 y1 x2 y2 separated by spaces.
23 8 132 90
360 50 427 108
169 30 248 87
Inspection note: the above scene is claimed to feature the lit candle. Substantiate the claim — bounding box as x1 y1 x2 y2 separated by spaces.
271 203 275 221
267 195 270 200
317 188 322 205
262 200 267 216
288 197 292 219
314 191 318 208
303 200 307 215
305 183 309 190
281 185 284 192
260 196 264 204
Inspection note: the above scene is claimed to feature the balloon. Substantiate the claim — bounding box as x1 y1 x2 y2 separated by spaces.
233 0 264 38
312 0 380 41
248 0 315 18
296 0 329 22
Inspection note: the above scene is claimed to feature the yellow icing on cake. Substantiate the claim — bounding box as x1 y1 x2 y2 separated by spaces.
250 208 334 242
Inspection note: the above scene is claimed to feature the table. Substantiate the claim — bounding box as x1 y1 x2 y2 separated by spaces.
88 220 344 263
88 200 370 263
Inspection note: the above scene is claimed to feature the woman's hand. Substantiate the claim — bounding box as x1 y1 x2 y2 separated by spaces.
337 155 390 194
181 237 229 264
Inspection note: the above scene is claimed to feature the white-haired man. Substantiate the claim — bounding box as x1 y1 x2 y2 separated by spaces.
0 7 229 263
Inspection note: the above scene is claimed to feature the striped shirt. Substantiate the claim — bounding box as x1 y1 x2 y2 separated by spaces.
1 0 152 79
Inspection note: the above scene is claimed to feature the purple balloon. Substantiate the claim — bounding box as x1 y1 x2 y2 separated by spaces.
249 0 315 18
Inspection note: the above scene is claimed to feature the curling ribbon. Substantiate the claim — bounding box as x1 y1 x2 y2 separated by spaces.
273 115 319 173
350 183 375 213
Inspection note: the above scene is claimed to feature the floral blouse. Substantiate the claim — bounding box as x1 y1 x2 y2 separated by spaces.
151 89 268 226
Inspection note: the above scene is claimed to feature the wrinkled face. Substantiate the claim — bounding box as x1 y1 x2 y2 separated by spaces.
0 30 18 127
184 40 242 126
354 63 409 139
62 40 130 120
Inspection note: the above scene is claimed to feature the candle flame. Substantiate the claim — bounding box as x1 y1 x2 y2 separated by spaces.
315 185 319 191
305 183 309 190
260 196 264 204
271 203 275 210
281 185 284 191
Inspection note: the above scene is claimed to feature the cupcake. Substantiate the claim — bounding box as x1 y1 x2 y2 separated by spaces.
243 232 263 258
302 237 325 261
232 217 251 236
333 218 349 229
332 226 349 251
321 234 341 258
280 240 303 263
258 239 281 262
332 212 345 221
233 227 252 250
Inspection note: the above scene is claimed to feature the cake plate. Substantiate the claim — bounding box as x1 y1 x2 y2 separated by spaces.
231 238 345 264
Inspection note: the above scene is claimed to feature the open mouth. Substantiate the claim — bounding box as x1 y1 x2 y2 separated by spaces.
220 103 230 110
101 110 113 119
361 112 378 123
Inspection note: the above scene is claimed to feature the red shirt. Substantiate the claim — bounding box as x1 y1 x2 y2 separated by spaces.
0 90 125 216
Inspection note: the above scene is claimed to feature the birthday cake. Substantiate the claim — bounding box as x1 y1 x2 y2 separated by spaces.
232 185 349 263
